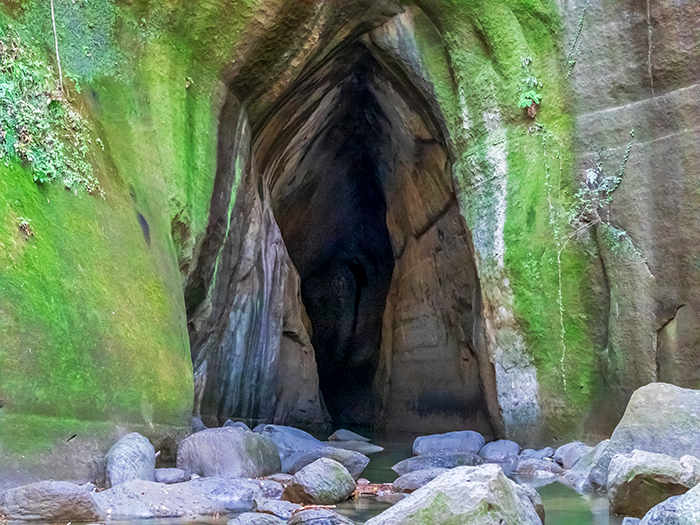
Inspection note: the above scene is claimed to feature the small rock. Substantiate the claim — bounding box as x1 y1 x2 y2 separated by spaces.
554 441 592 469
224 420 252 431
0 481 104 522
478 439 521 476
255 498 302 519
177 427 281 478
607 450 700 517
106 432 156 488
376 491 406 505
192 416 208 433
393 468 449 493
324 440 384 455
328 429 370 442
288 508 356 525
228 513 286 525
155 467 188 484
412 430 485 456
513 457 564 484
392 452 482 475
521 447 555 459
283 458 356 505
564 439 609 493
256 479 284 499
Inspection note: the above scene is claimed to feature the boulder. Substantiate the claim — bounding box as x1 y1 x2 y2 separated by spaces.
0 481 104 522
324 441 384 455
515 482 546 524
283 458 356 505
521 447 555 460
94 477 263 517
554 441 592 469
564 440 609 493
412 430 485 456
192 416 208 433
364 464 542 525
254 498 302 519
105 432 156 488
608 450 700 517
392 452 482 475
393 468 448 493
478 439 521 476
177 427 281 478
589 383 700 491
288 447 369 480
513 458 564 480
224 420 252 431
288 508 356 524
155 467 188 484
328 429 370 442
228 513 286 525
259 424 326 471
637 494 685 524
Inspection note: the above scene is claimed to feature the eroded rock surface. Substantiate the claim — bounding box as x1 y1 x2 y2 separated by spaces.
0 481 103 522
105 432 155 488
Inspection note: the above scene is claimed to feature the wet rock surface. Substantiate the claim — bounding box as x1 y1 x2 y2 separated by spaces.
412 430 485 456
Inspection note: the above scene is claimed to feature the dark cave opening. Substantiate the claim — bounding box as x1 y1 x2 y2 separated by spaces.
271 57 396 426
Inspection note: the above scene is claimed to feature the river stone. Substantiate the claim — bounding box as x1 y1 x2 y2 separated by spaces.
521 447 555 460
155 467 188 484
225 420 252 431
328 429 370 442
564 440 609 493
228 513 286 525
513 457 564 479
478 439 521 476
364 464 542 525
412 430 485 456
105 432 156 488
0 481 104 521
288 447 369 479
515 482 546 524
265 473 294 485
392 452 482 475
288 508 356 525
589 383 700 491
608 450 700 517
393 468 449 493
255 498 302 519
283 458 356 505
94 477 263 517
177 427 281 478
554 441 593 469
324 440 384 455
257 479 284 499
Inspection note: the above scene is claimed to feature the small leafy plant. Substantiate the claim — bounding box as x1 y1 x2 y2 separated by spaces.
0 28 101 194
17 216 33 237
519 91 543 118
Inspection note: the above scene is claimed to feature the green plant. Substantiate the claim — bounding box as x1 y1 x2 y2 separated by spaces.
519 90 543 117
17 216 33 236
0 28 101 194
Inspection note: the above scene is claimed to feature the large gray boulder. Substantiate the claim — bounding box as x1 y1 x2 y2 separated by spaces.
412 430 485 456
288 447 369 480
554 441 592 469
589 383 700 491
392 452 482 475
364 464 542 525
105 432 156 488
393 468 449 493
638 495 684 524
283 458 356 505
94 477 263 517
177 427 281 478
288 508 356 525
0 481 104 522
608 450 700 517
563 440 609 493
259 425 325 470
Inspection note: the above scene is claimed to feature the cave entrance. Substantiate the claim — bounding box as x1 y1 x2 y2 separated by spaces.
251 42 499 436
186 38 501 439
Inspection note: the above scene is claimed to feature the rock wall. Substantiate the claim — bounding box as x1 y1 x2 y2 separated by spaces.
1 0 700 484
